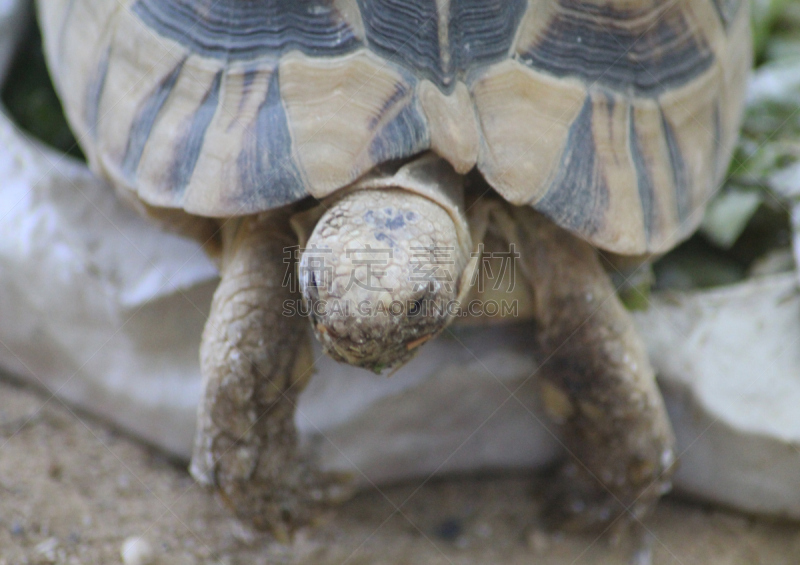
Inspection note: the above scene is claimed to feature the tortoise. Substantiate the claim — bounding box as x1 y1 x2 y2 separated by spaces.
37 0 751 536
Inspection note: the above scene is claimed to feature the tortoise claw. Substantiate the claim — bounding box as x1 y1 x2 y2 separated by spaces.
216 466 357 540
542 461 671 534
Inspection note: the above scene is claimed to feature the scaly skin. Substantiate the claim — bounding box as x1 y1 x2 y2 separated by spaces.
502 205 676 530
190 212 348 540
300 188 471 372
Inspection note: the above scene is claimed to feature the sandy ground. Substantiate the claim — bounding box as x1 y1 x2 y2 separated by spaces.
1 375 799 565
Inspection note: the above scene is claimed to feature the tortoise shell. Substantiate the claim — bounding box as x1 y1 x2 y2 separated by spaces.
38 0 751 254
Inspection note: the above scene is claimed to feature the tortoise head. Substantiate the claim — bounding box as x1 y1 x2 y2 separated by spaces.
298 157 473 372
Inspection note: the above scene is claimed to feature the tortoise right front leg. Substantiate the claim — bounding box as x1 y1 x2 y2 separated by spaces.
190 213 324 539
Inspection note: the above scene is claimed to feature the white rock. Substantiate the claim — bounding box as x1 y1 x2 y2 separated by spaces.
0 109 218 456
302 324 559 484
634 275 800 518
34 537 59 563
121 536 155 565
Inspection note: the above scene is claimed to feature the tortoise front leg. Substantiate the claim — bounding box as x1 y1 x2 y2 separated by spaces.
512 208 675 530
190 213 324 539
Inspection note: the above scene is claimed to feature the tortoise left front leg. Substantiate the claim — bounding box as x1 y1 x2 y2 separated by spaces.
510 208 675 530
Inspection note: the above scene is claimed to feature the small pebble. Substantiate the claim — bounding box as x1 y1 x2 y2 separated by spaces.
10 521 23 536
527 529 550 555
630 534 654 565
434 518 462 541
229 519 256 545
121 536 155 565
34 537 59 563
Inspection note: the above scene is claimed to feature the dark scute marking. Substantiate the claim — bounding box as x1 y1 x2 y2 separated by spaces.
661 109 690 226
358 0 441 83
519 2 715 96
628 106 656 244
237 68 259 113
536 97 609 236
121 60 185 181
368 82 410 131
85 46 111 138
712 0 743 28
168 71 222 195
132 0 361 60
237 69 307 209
242 68 258 92
368 101 430 165
359 0 527 90
604 91 615 125
449 0 527 71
